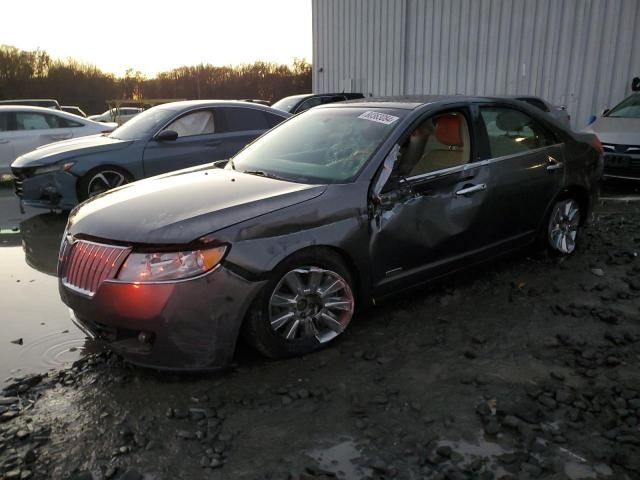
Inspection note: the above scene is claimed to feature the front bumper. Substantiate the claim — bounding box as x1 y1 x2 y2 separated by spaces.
60 266 266 370
602 152 640 181
11 168 79 210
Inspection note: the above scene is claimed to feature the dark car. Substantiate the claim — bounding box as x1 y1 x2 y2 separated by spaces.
58 96 602 370
11 100 290 210
272 92 365 115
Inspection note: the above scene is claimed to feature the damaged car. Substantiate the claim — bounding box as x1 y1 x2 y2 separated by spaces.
58 96 603 370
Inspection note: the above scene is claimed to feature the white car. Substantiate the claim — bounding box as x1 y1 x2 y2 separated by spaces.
584 93 640 181
87 107 142 125
0 106 117 175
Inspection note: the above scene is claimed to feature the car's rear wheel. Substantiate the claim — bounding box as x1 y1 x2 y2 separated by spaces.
243 250 355 359
78 168 131 201
547 197 581 255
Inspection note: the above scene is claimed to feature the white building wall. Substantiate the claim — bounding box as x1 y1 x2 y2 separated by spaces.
312 0 640 128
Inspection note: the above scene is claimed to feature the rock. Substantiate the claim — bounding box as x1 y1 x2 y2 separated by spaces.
550 371 565 381
70 472 94 480
436 445 452 458
503 415 520 429
210 458 224 469
484 420 500 435
591 268 605 277
176 430 196 440
0 397 19 405
119 470 143 480
5 471 22 480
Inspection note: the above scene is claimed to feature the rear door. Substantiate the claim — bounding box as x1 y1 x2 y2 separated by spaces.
142 108 224 177
11 111 72 157
477 104 565 244
0 112 16 171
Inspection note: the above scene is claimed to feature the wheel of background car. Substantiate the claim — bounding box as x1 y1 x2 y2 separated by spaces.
243 249 355 359
78 168 131 201
547 197 581 255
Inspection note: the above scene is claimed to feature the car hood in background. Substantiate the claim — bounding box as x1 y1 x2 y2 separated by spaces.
11 135 134 167
585 117 640 145
68 167 326 244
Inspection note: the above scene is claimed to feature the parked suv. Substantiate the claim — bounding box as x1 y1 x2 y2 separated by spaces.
272 92 365 114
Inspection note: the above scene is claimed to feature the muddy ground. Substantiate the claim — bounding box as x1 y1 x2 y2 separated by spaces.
1 197 640 480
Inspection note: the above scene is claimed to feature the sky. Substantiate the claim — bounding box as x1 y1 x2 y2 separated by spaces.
0 0 312 77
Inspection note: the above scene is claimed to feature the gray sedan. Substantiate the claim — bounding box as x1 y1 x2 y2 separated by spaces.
11 101 290 210
58 96 602 370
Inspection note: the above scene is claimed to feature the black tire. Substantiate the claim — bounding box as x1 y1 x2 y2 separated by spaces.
243 249 355 359
77 167 132 202
544 195 582 256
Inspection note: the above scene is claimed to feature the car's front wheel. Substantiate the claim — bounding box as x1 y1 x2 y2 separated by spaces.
78 168 131 201
243 250 356 359
547 197 581 255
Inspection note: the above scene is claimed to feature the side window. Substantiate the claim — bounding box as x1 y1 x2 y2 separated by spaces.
0 112 10 132
396 111 471 178
480 107 556 158
15 113 51 130
263 111 285 128
57 117 84 128
217 107 270 132
166 110 215 137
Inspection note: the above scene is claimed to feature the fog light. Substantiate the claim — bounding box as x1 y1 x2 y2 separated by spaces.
138 332 153 344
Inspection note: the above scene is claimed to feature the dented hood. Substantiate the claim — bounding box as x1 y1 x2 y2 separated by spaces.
67 167 326 244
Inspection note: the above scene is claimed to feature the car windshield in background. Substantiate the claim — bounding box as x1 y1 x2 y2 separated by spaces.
228 107 406 184
607 94 640 119
271 95 305 112
108 107 176 141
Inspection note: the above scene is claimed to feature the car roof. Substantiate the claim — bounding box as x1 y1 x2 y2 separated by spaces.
157 100 290 115
0 105 67 112
323 95 528 110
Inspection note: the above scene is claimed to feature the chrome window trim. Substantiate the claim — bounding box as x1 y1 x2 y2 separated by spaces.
402 143 564 184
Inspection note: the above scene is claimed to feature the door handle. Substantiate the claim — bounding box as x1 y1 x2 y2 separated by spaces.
455 183 486 196
546 156 564 171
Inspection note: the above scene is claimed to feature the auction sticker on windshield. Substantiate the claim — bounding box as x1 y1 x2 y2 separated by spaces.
358 111 400 125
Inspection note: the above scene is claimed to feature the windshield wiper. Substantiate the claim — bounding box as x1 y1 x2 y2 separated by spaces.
242 169 286 181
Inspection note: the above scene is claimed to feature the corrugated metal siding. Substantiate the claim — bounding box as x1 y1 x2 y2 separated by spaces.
312 0 640 128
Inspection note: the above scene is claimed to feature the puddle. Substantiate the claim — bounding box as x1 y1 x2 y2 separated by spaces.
308 439 371 479
436 432 513 477
0 203 90 384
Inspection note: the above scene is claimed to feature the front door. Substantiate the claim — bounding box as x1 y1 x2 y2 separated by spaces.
142 108 228 177
369 108 493 294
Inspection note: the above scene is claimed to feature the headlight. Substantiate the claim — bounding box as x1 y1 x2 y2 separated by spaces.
34 162 75 175
116 246 227 283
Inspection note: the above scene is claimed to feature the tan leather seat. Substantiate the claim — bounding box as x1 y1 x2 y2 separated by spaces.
410 113 470 176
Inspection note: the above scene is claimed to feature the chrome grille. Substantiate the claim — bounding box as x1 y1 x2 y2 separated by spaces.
60 239 130 297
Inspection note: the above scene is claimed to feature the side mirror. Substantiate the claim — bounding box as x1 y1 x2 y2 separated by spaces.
155 130 178 142
601 108 610 116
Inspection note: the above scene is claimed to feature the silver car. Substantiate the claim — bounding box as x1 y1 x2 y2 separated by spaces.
585 93 640 181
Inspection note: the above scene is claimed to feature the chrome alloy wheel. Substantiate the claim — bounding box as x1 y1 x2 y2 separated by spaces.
269 266 354 343
87 170 127 197
548 199 581 254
